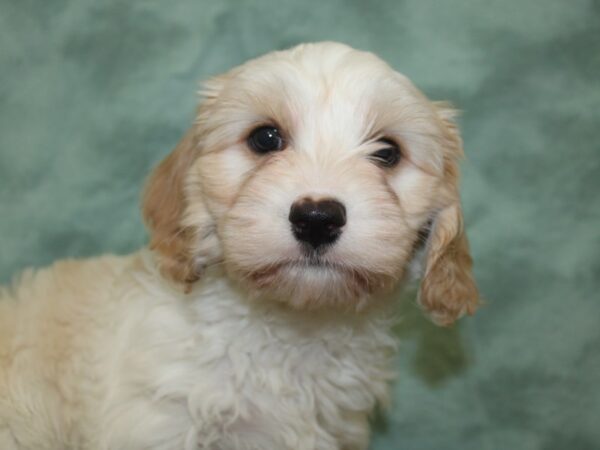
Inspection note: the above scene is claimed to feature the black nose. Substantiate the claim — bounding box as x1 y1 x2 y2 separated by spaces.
289 198 347 250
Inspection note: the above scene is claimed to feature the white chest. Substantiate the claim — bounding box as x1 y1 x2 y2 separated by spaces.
99 277 397 450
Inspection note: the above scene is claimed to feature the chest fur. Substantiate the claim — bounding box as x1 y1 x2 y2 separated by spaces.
101 278 397 450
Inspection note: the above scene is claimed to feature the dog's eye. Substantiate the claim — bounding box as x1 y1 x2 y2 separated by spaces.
369 138 401 167
247 126 285 154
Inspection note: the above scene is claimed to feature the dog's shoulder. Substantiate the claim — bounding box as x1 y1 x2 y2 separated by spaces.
0 252 140 366
0 253 145 448
2 253 134 300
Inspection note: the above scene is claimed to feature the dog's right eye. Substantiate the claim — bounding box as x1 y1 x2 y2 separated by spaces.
247 126 285 154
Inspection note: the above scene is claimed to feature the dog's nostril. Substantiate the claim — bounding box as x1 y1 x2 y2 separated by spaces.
289 198 346 250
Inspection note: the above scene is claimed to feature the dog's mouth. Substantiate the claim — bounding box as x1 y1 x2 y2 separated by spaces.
250 258 338 279
247 257 384 293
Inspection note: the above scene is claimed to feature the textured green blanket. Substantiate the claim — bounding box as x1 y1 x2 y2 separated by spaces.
1 1 598 448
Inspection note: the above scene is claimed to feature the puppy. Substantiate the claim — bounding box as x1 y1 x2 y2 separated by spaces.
0 42 478 450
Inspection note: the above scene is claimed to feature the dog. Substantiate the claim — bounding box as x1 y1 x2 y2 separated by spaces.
0 42 478 450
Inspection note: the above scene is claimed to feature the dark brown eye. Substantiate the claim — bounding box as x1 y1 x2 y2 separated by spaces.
369 138 401 167
247 126 285 154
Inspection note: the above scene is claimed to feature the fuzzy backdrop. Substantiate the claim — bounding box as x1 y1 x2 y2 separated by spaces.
1 1 599 449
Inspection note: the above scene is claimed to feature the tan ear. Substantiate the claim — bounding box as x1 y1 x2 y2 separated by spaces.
418 204 479 326
142 76 229 288
417 102 479 326
142 129 204 287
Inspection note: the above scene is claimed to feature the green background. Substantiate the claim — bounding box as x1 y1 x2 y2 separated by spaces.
1 1 599 448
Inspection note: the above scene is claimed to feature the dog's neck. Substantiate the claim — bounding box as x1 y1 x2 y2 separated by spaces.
141 249 398 331
138 248 399 353
191 272 398 346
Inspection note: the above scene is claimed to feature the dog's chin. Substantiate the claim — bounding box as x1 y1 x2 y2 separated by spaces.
228 258 397 312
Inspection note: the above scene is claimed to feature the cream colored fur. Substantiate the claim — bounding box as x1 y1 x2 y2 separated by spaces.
0 42 478 449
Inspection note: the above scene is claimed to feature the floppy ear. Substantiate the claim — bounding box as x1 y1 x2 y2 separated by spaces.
417 103 479 326
142 76 227 289
142 130 200 286
418 203 479 326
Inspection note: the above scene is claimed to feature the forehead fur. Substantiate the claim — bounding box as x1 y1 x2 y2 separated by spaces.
198 42 450 174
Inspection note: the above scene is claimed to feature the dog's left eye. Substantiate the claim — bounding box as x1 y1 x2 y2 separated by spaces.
247 126 285 154
369 138 401 167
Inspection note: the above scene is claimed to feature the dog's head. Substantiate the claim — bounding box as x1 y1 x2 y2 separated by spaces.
142 42 478 325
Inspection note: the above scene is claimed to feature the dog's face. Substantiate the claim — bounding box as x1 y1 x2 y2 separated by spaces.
143 42 478 325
